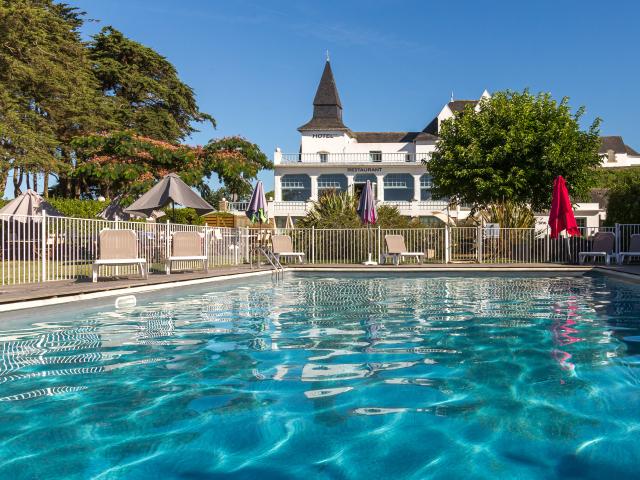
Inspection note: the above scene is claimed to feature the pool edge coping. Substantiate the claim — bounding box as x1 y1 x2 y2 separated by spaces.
0 270 274 313
1 265 638 313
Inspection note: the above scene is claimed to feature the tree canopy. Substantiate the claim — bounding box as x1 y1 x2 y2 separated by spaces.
89 27 214 142
426 90 602 212
603 168 640 225
0 0 109 196
69 133 272 201
0 1 269 201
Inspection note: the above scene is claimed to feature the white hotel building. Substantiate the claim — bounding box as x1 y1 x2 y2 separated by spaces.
266 60 640 228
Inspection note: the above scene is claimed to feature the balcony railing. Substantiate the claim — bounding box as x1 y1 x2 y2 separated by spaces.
279 152 431 164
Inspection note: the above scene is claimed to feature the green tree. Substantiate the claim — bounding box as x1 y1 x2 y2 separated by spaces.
0 0 109 197
69 131 203 198
427 90 602 212
89 27 214 143
604 169 640 225
202 136 272 201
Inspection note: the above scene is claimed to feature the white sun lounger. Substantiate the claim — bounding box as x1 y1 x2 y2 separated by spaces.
381 234 424 265
578 232 616 265
618 234 640 264
272 235 305 263
165 231 208 274
92 229 147 282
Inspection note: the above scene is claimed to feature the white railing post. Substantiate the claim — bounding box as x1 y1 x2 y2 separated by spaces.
476 225 483 264
545 226 550 263
165 220 170 267
311 226 315 264
615 223 620 256
41 211 47 282
444 225 451 264
377 225 382 264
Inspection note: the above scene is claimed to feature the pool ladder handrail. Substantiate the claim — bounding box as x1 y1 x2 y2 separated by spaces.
253 245 285 279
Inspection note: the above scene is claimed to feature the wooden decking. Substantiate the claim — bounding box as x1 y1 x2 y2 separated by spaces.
0 263 638 307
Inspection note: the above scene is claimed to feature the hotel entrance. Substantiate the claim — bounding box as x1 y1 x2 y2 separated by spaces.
353 174 377 200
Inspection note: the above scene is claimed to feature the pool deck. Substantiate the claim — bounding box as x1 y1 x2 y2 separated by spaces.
0 266 272 307
0 263 638 311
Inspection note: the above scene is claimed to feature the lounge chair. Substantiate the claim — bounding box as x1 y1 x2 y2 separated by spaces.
578 232 616 265
618 234 640 264
92 229 147 282
271 234 305 263
165 231 208 274
381 234 424 265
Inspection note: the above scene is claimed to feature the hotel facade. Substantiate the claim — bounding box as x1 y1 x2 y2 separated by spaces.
263 60 640 228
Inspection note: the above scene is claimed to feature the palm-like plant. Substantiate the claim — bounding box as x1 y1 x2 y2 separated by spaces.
476 201 536 228
297 191 360 229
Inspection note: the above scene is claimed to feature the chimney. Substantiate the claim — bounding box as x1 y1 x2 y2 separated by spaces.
607 149 616 163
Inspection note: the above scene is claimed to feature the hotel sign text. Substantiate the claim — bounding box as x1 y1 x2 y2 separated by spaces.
311 133 338 138
347 167 382 173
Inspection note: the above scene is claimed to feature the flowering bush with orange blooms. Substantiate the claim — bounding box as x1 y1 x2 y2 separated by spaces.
71 131 271 201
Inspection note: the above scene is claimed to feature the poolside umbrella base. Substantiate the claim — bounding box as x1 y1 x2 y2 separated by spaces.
363 251 378 266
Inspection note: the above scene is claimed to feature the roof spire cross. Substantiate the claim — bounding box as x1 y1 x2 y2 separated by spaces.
450 90 454 102
326 49 330 62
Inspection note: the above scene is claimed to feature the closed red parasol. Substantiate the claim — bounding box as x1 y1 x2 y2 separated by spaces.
549 175 580 239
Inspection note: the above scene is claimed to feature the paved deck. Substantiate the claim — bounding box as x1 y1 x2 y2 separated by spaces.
0 263 638 307
0 266 271 304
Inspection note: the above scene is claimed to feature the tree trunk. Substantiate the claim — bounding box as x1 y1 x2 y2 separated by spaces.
43 171 49 198
0 167 8 197
25 171 31 190
12 167 23 197
33 172 38 193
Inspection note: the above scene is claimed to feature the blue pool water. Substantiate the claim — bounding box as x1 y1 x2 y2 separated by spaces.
1 273 640 479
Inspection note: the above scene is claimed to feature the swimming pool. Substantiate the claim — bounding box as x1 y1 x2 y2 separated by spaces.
0 272 639 479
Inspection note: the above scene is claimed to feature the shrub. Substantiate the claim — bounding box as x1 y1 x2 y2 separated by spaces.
297 191 420 229
47 198 110 218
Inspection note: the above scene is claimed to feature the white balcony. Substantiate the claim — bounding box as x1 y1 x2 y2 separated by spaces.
277 152 431 165
265 200 452 218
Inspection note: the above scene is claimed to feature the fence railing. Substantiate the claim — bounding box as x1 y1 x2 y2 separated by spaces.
1 213 248 285
279 152 431 164
1 213 638 286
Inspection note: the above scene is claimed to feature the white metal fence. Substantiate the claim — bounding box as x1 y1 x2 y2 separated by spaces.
1 213 247 285
1 214 638 286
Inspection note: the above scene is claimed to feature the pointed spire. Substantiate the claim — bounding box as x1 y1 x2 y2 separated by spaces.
313 59 342 108
299 57 348 132
450 90 454 102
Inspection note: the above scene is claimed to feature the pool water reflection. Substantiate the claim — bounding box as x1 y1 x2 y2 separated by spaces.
0 273 639 479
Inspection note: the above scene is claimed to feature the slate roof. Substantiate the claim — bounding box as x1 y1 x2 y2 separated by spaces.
352 132 438 143
299 60 349 131
313 61 342 108
599 136 627 154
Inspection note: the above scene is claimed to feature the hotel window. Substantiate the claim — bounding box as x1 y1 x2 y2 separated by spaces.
317 174 347 194
318 152 328 163
281 174 311 202
369 151 382 163
384 173 414 201
420 174 442 201
575 217 587 229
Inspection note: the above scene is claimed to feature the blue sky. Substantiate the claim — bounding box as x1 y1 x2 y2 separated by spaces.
32 1 640 193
